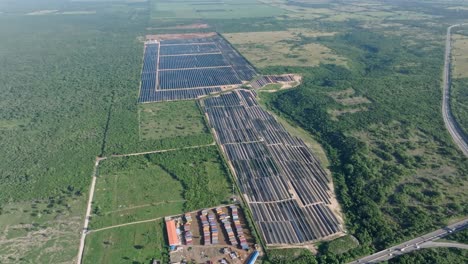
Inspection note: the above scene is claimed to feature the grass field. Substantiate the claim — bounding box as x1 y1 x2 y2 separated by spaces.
224 30 347 68
90 157 184 229
151 0 284 20
451 79 468 135
0 195 86 263
90 146 231 229
322 235 359 255
326 88 371 120
452 33 468 78
451 30 468 135
139 101 210 141
83 220 168 264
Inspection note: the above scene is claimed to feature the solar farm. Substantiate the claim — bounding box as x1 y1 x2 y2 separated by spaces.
136 33 344 247
138 34 256 103
203 90 344 245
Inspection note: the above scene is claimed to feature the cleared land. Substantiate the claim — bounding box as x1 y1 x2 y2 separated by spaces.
139 101 210 141
90 157 184 229
151 0 284 19
83 220 168 264
263 0 439 22
0 196 85 263
223 30 346 68
90 146 231 229
327 88 371 120
452 33 468 78
328 88 371 106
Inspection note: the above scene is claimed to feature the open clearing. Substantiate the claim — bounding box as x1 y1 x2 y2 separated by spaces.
327 88 371 120
90 157 185 229
147 23 210 30
151 0 284 19
83 220 167 264
328 88 371 106
0 196 85 263
223 30 347 68
90 146 231 229
139 101 210 141
452 33 468 78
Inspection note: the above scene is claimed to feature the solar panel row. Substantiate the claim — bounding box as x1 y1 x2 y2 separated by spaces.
215 37 257 81
159 54 229 70
139 44 159 102
138 87 222 103
142 44 158 73
159 67 242 89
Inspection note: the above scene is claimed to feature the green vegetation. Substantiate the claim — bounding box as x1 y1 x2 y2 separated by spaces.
320 235 360 255
224 30 346 68
266 248 318 264
83 220 168 264
0 0 149 262
139 101 212 143
145 146 232 210
90 146 231 229
90 156 185 229
451 79 468 137
261 83 283 91
105 96 214 156
388 248 468 264
151 0 284 20
444 228 468 244
0 192 85 263
3 0 468 263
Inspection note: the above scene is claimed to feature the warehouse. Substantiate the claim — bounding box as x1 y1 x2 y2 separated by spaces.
166 219 181 251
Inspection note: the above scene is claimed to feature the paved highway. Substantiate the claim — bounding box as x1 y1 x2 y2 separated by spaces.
348 218 468 263
421 241 468 250
442 24 468 157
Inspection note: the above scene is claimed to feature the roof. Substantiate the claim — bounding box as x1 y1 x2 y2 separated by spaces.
166 220 180 246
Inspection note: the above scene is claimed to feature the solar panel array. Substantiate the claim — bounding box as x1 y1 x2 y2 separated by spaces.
251 74 296 89
204 90 342 245
138 35 257 103
159 67 241 89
